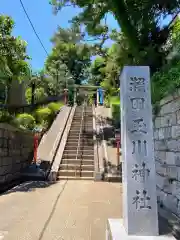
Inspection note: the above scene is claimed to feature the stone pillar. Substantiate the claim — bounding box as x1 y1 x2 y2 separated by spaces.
106 66 176 240
121 66 159 236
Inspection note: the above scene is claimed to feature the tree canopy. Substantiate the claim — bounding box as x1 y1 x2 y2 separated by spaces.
45 26 92 85
50 0 180 72
0 15 30 103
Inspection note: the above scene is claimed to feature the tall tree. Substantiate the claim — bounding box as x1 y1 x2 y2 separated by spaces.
50 0 180 72
45 26 92 85
0 15 30 103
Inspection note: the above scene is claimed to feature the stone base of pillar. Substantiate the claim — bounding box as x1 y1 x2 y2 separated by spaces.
106 219 176 240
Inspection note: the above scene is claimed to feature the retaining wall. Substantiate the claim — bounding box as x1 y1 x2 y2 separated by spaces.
0 124 33 189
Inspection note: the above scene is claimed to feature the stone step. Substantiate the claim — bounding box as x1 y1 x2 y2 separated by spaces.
57 176 94 181
69 131 93 135
63 150 94 155
58 169 94 177
68 132 81 135
60 164 94 171
64 146 93 151
61 159 94 165
62 154 94 160
67 135 93 139
67 136 94 140
66 142 93 146
70 127 93 130
68 134 93 138
71 124 93 127
66 142 94 147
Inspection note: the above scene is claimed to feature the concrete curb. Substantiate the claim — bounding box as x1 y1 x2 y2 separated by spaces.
37 106 71 164
48 105 76 182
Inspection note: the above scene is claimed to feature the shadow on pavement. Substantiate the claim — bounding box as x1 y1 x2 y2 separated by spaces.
1 180 57 195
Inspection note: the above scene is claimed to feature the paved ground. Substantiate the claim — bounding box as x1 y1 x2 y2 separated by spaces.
0 180 122 240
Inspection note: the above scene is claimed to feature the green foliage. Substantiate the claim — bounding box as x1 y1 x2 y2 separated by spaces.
50 0 180 73
0 15 30 104
47 102 63 114
0 110 13 123
34 102 63 129
25 87 32 104
151 61 180 104
25 87 47 104
34 107 52 124
45 26 91 87
35 87 47 102
87 92 94 105
110 96 120 127
76 94 84 106
15 113 36 130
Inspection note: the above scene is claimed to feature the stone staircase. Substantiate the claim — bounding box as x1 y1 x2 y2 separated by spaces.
58 106 94 180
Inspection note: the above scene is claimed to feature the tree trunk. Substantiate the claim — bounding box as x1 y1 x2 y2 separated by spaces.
111 0 140 58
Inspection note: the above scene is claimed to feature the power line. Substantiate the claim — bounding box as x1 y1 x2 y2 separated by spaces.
19 0 49 56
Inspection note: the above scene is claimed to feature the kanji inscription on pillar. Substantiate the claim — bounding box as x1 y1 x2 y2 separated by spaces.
130 118 147 134
131 97 145 110
132 190 151 210
132 140 147 155
129 77 145 92
132 162 150 182
120 66 159 236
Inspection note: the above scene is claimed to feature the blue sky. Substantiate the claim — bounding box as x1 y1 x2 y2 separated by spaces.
1 0 119 71
1 1 173 72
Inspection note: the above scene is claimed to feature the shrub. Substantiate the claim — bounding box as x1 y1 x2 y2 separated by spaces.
34 107 52 123
15 113 36 130
47 102 63 115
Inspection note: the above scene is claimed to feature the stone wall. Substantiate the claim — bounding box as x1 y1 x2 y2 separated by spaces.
0 124 33 189
154 90 180 218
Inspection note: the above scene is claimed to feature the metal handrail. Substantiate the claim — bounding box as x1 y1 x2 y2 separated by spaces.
75 102 85 177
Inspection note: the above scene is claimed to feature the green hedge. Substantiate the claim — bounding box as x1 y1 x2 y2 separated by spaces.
47 102 63 114
15 113 36 130
34 107 52 123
